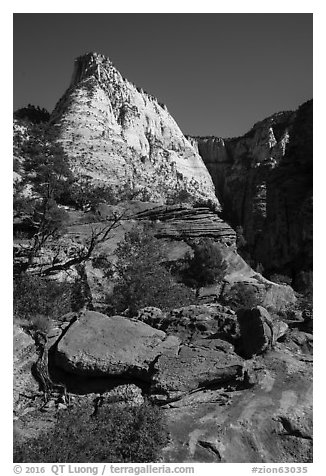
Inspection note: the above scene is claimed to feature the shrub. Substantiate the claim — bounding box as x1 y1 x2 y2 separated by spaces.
14 104 50 124
92 253 113 277
167 188 192 205
67 179 118 211
20 124 73 202
193 198 219 213
14 400 169 463
13 125 72 267
235 226 247 250
26 314 52 334
108 226 194 316
13 274 72 330
183 238 227 290
255 262 265 275
221 282 262 311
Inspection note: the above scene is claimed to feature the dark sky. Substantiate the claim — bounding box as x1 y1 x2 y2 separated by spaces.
13 13 312 137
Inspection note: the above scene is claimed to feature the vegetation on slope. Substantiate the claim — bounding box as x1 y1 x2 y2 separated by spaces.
106 225 195 316
14 401 169 463
14 104 50 124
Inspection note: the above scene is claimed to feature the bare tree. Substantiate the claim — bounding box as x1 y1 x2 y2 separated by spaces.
41 211 126 276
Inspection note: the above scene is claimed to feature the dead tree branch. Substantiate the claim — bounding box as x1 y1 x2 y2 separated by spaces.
41 211 126 276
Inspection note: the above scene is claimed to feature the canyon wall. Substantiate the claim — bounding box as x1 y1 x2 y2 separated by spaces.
49 52 312 281
190 100 313 281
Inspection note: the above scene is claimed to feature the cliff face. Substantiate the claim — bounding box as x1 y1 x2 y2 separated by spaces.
50 52 219 207
190 100 312 279
43 52 312 280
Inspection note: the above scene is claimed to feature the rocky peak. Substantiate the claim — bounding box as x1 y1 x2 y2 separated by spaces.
51 52 218 207
70 52 113 86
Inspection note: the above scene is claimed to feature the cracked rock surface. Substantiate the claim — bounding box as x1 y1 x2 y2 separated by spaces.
55 311 180 380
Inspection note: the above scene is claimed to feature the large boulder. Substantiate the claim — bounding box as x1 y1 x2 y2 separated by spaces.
221 278 296 313
212 244 297 313
55 311 180 380
150 343 243 402
237 306 288 358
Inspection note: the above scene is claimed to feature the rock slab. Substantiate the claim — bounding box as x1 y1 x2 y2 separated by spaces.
151 343 243 402
162 347 312 463
55 311 180 380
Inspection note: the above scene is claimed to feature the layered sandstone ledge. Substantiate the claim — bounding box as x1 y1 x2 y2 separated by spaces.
134 204 236 243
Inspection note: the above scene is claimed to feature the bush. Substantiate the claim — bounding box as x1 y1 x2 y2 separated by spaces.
167 188 192 205
13 274 72 330
193 198 219 213
108 226 194 316
183 238 227 290
14 104 50 124
255 262 265 275
235 226 247 250
92 253 114 277
25 314 52 334
20 124 73 202
14 400 169 463
221 282 262 311
13 124 72 266
66 179 118 211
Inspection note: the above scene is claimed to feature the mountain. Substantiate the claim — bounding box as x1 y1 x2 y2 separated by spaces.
14 53 312 284
49 52 312 282
13 53 313 464
189 100 313 285
50 52 219 207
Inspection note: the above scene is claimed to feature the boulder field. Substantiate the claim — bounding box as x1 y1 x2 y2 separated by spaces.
14 302 312 462
54 310 243 398
20 305 310 463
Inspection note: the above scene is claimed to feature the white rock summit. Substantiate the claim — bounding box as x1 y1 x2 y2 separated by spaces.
51 52 219 206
